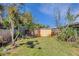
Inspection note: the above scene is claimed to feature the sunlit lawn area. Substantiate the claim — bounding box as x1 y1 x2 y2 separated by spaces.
0 37 78 56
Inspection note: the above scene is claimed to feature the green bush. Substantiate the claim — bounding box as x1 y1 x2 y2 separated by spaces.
57 27 76 41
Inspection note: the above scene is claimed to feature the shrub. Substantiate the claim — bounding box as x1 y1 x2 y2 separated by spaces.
57 27 76 42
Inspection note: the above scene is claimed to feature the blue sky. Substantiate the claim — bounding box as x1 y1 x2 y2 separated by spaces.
3 3 79 28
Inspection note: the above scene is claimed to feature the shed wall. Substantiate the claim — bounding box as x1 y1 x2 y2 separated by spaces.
40 29 52 37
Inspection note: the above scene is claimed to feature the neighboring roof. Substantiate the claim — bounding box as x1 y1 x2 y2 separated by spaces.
69 19 79 28
69 22 79 28
63 21 79 28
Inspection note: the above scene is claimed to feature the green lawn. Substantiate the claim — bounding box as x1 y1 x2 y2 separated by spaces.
1 37 79 56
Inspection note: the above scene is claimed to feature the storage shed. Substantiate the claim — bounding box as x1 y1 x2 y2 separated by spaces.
34 28 52 37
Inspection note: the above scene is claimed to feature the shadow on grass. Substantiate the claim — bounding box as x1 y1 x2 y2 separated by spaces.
26 40 40 49
6 40 41 52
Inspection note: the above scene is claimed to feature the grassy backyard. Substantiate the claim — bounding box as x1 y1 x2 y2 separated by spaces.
0 36 79 56
1 3 79 56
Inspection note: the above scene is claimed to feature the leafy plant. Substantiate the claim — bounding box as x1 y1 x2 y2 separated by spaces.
57 27 76 42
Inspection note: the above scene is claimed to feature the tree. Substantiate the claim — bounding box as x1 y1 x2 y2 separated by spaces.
66 7 79 39
54 8 61 28
66 8 79 26
19 12 33 30
66 8 74 25
28 23 48 30
7 5 18 45
2 18 10 29
21 12 32 25
58 7 79 41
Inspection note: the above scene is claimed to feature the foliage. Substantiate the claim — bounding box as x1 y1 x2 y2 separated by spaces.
0 5 4 11
7 5 20 45
2 19 10 29
27 23 49 30
66 7 79 24
66 8 74 24
57 7 79 42
57 27 75 41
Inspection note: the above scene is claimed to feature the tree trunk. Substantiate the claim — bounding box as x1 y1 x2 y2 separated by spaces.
14 26 19 41
10 20 15 45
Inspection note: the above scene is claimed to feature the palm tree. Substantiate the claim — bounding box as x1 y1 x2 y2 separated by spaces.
66 7 79 39
67 8 79 25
